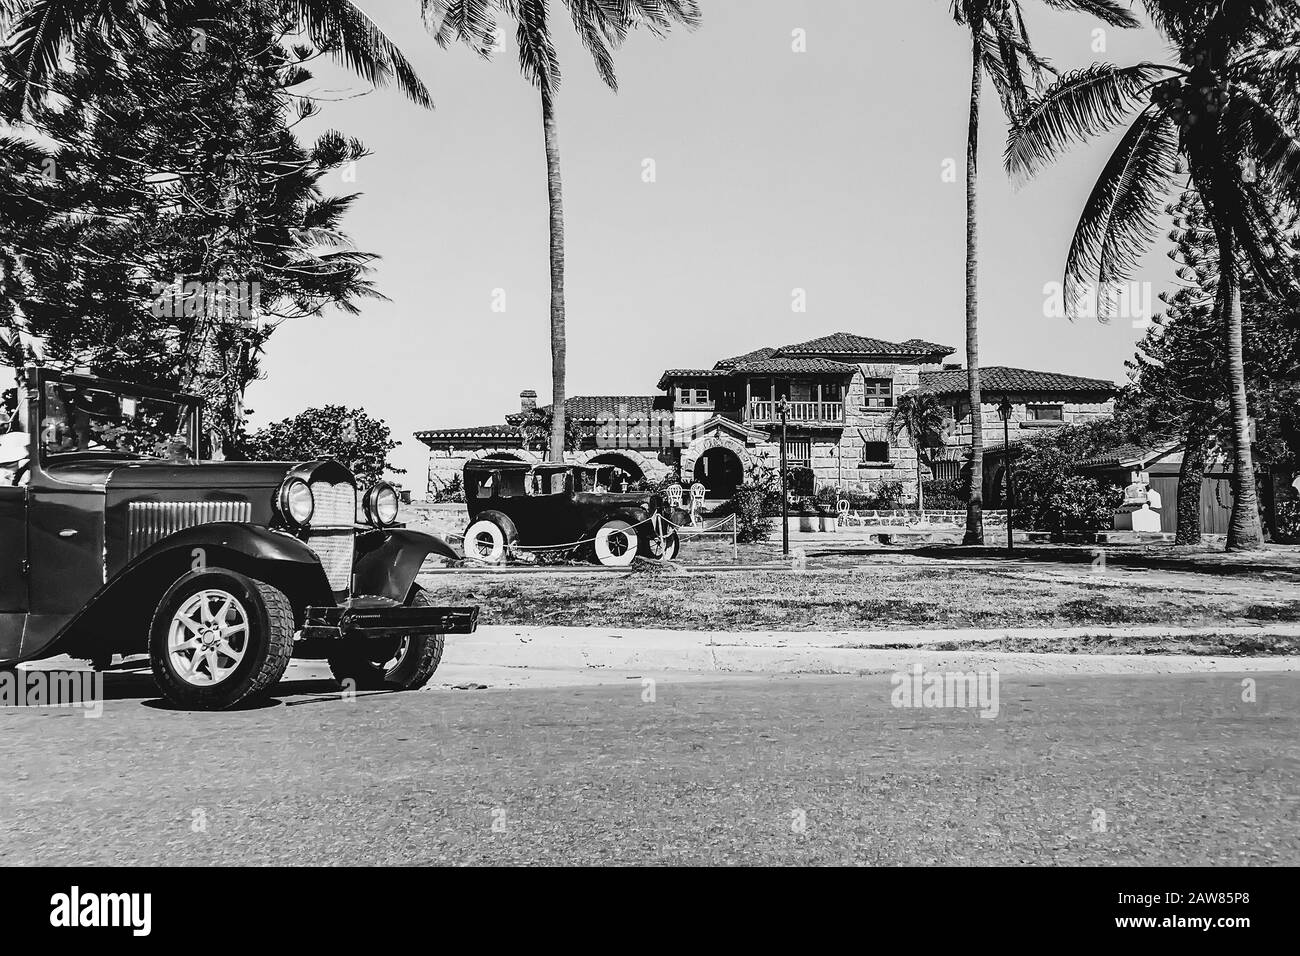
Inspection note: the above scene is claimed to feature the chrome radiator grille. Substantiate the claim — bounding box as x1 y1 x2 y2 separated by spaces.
310 480 357 529
306 530 353 592
128 500 253 560
307 480 356 592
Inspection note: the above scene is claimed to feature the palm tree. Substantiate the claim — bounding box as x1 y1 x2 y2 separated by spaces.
947 0 1139 544
422 0 698 462
0 0 431 117
1005 0 1300 550
888 391 951 521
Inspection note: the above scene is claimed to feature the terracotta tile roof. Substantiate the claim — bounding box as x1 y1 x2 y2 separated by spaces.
731 357 858 375
1073 443 1174 469
656 368 731 389
915 366 1116 396
714 346 776 369
777 332 956 357
415 424 520 445
506 395 670 424
900 337 956 353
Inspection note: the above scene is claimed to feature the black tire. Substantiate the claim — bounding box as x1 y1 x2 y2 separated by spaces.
641 526 681 560
327 587 445 692
148 568 294 710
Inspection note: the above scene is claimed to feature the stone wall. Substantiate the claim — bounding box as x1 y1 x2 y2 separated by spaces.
943 397 1115 448
843 508 1006 527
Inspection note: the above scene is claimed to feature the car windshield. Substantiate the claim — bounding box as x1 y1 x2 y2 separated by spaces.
574 466 621 492
41 380 198 462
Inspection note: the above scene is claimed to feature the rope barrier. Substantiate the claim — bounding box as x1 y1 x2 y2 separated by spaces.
437 510 740 562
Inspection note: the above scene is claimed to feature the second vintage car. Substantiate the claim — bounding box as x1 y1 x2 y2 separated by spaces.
0 367 477 710
461 458 685 566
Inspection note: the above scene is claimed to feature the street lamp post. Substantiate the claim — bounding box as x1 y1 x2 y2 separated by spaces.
997 395 1014 551
778 395 790 557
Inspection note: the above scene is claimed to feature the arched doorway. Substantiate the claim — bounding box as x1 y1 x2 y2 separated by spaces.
694 447 743 498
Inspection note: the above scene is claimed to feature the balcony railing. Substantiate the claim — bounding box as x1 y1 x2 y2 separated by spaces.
748 400 844 423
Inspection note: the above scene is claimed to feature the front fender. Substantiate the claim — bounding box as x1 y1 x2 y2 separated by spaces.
47 523 335 662
353 529 458 602
134 521 322 567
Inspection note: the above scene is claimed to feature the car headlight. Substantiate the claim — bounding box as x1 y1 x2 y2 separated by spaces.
364 482 400 527
278 477 314 527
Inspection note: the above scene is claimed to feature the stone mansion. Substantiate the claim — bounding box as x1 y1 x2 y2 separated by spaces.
416 332 1116 501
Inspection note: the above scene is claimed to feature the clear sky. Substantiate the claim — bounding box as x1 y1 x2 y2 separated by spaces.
244 0 1181 489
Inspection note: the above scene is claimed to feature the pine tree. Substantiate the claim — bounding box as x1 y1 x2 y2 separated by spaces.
0 1 381 451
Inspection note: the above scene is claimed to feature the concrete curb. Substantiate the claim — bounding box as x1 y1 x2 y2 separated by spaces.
443 624 1300 676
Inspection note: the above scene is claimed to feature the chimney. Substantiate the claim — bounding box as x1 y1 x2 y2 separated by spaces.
520 389 538 414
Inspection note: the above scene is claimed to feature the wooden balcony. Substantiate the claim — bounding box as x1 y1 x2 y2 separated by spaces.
748 400 844 424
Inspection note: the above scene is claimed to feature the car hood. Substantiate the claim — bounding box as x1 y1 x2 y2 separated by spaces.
42 458 303 490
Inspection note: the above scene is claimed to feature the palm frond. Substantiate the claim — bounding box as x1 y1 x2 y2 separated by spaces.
565 0 621 89
1221 89 1300 203
422 0 498 55
1009 0 1049 88
285 0 433 108
2 0 86 118
1005 62 1170 182
624 0 701 35
511 0 561 97
0 130 54 166
1064 106 1180 320
988 10 1032 118
1042 0 1142 28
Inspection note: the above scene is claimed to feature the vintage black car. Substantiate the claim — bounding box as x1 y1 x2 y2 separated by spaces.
462 459 683 566
0 367 477 710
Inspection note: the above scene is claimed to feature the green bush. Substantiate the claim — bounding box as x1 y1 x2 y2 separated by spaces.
921 478 965 511
873 480 905 508
1275 497 1300 543
432 473 464 503
787 465 815 496
723 481 775 542
1012 444 1122 532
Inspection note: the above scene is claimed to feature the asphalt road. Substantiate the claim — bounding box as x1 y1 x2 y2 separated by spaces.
2 667 1297 865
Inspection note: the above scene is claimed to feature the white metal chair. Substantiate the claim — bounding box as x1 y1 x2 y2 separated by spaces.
665 483 684 510
689 482 706 526
836 498 866 528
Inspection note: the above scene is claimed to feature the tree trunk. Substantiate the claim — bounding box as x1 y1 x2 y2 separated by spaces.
917 448 925 521
1218 230 1264 550
962 28 984 545
1175 418 1206 546
542 89 567 463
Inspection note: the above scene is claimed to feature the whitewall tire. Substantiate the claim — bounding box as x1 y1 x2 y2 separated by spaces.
594 519 639 567
464 519 508 564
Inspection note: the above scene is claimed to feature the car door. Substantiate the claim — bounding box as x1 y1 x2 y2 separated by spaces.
0 486 26 610
0 485 28 660
529 469 578 546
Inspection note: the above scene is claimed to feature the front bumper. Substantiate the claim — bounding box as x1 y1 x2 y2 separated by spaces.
301 603 479 641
